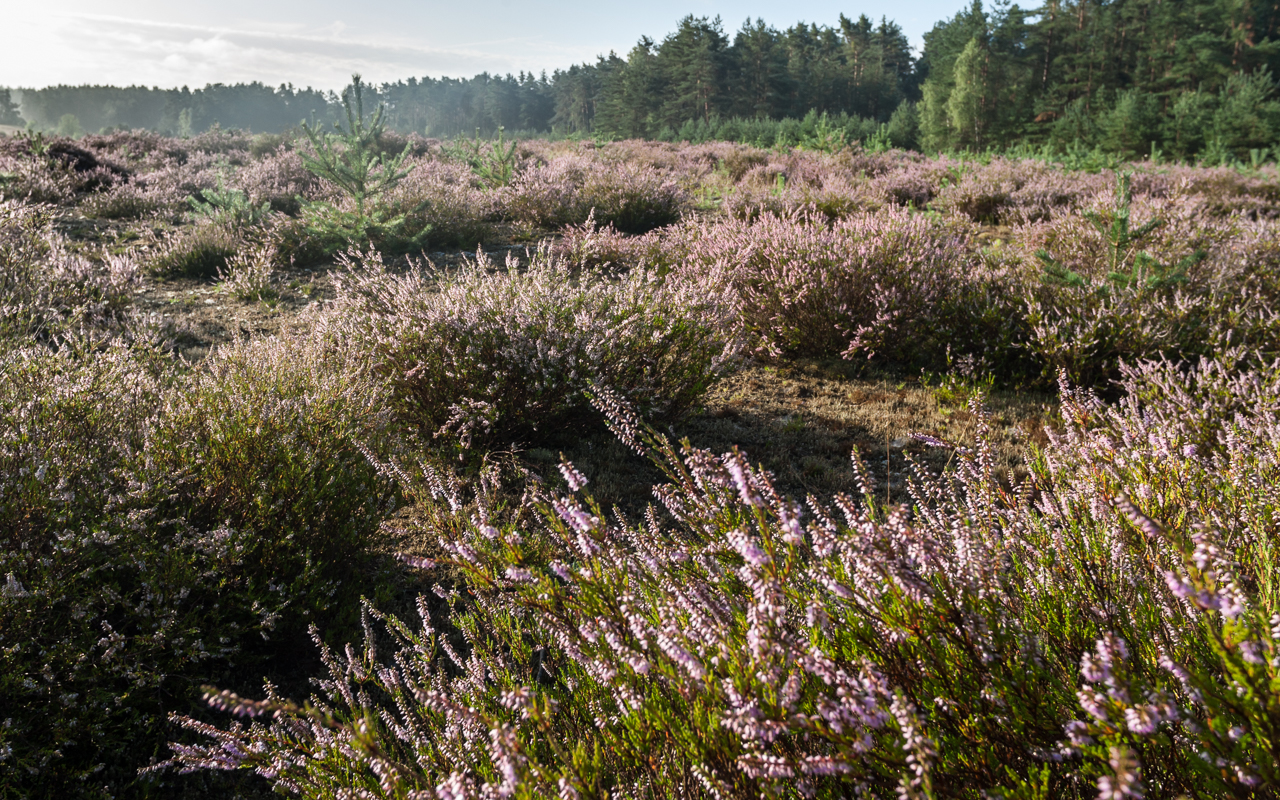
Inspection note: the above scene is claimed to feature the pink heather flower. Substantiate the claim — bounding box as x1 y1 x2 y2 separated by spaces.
396 554 436 569
499 687 533 712
1098 746 1144 799
435 771 477 800
1064 719 1093 747
656 632 707 680
736 753 794 779
548 561 573 582
727 527 770 568
1124 705 1160 735
1238 640 1264 665
504 567 535 583
725 453 761 507
800 756 854 776
558 460 588 492
1078 687 1110 722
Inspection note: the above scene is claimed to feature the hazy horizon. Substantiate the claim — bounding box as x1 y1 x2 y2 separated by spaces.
4 1 968 92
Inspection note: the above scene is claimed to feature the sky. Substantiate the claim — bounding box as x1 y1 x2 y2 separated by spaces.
2 1 968 92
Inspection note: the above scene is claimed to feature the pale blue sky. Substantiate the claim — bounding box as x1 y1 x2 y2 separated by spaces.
4 1 972 91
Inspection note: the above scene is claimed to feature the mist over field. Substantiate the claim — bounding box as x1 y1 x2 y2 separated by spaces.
5 2 1280 799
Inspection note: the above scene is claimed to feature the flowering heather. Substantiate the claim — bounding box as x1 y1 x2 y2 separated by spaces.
3 132 1280 797
329 245 739 448
932 157 1101 224
143 220 243 280
381 157 495 247
80 178 187 220
161 355 1280 797
229 148 321 215
217 238 279 302
0 321 400 794
501 152 686 233
0 199 140 339
668 208 977 362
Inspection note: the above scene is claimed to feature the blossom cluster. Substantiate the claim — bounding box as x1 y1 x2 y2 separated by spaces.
162 353 1280 797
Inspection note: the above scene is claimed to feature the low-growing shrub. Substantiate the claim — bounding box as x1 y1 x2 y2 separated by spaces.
0 200 139 340
145 222 242 280
671 208 975 363
231 149 319 215
502 154 686 233
1 341 204 794
217 239 279 302
381 158 494 248
720 145 768 181
1021 175 1280 385
153 322 400 582
329 246 738 448
931 158 1094 224
80 180 182 219
161 358 1280 797
0 323 401 796
553 213 671 271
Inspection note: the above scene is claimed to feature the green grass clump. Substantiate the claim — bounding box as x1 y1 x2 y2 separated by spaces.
146 223 241 280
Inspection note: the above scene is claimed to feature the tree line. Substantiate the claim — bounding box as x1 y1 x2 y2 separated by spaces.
5 1 1280 160
918 0 1280 160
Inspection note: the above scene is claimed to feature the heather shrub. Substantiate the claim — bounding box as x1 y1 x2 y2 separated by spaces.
380 158 494 248
0 200 139 340
217 239 279 302
932 158 1092 224
230 149 319 215
145 221 242 279
329 246 738 448
0 144 80 204
868 157 958 208
248 132 288 158
163 357 1280 796
719 175 793 221
1134 164 1280 219
152 322 399 586
670 209 974 363
1024 279 1280 387
79 179 179 219
80 129 189 164
134 152 225 201
0 340 319 795
0 323 401 796
184 127 254 156
721 146 768 181
1021 174 1280 385
554 214 671 271
502 154 685 233
0 341 207 794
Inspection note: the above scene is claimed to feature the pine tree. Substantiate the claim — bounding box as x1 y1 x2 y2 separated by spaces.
656 17 730 127
0 89 22 126
729 19 792 119
596 42 663 138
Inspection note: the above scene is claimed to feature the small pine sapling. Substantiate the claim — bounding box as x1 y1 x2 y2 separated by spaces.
444 126 520 189
298 75 430 253
1038 172 1203 292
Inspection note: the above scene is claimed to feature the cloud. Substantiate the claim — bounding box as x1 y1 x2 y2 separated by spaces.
6 11 597 90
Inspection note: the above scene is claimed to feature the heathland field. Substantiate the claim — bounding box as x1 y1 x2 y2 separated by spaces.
4 119 1280 798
